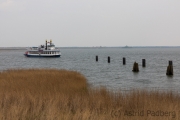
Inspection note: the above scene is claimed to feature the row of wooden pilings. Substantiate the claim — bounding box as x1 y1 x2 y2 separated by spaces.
95 56 173 76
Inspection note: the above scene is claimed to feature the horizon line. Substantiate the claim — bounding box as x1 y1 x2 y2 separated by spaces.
0 46 180 49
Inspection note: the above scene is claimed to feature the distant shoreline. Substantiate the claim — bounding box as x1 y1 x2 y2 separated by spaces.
0 46 180 50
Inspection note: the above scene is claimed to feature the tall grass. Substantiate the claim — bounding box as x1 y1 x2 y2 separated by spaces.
0 69 179 120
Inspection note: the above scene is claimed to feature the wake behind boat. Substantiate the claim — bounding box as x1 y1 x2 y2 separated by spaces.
24 40 61 57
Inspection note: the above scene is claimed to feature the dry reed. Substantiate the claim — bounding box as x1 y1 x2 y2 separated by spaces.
0 69 179 120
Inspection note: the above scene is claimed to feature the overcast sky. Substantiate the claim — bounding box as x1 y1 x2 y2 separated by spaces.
0 0 180 47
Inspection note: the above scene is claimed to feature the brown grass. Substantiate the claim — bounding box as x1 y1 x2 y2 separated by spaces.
0 69 179 120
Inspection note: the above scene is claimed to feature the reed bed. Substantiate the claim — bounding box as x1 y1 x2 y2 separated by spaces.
0 69 179 120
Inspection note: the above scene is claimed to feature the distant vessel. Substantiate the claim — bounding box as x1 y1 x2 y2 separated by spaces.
123 45 132 48
24 40 61 57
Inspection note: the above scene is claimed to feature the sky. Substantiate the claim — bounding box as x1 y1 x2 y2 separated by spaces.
0 0 180 47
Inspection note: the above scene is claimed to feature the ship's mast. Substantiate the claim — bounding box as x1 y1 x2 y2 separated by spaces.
45 40 47 50
50 39 52 45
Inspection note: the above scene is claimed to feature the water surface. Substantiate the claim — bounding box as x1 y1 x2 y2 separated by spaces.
0 47 180 91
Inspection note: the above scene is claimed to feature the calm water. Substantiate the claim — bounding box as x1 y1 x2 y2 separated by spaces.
0 47 180 91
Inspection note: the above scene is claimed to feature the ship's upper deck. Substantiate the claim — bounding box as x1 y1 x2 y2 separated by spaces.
28 40 59 51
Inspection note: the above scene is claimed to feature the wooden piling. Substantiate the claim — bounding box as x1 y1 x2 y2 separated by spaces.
169 61 173 66
166 61 173 75
123 57 126 65
96 56 98 62
142 59 146 67
108 56 110 63
132 62 139 72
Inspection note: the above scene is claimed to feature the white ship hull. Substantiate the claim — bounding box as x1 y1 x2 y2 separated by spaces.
24 53 61 57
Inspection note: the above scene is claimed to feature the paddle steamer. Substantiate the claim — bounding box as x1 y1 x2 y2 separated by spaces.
24 40 61 57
